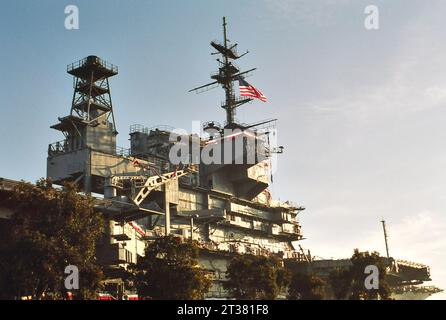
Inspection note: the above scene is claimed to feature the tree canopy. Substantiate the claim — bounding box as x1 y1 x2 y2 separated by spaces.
288 272 326 300
224 254 290 300
349 249 392 300
0 179 104 299
130 235 211 299
328 268 352 300
328 249 392 300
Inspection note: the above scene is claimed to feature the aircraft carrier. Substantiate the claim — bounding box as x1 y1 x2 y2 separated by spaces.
0 17 439 299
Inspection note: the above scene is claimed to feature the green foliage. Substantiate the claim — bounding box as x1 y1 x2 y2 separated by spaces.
130 235 211 300
328 268 352 300
288 272 326 300
349 249 392 300
0 179 104 299
224 254 290 300
328 249 392 300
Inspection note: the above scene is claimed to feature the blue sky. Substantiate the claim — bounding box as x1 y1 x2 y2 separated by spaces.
1 0 445 297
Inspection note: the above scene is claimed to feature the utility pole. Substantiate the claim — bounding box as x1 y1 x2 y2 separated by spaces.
381 219 390 258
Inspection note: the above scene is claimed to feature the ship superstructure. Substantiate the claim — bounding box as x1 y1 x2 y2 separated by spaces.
46 18 305 298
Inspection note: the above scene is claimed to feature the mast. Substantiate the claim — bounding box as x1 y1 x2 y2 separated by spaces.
189 17 256 128
222 17 235 125
381 219 390 258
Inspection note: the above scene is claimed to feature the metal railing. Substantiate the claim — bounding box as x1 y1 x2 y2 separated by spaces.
221 96 252 109
116 146 131 157
49 140 130 158
202 120 222 131
67 56 118 73
48 140 70 155
130 124 175 135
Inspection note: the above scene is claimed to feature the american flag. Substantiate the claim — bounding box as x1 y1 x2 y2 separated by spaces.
238 78 267 102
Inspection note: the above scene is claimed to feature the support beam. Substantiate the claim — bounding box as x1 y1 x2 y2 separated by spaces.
190 216 194 242
165 184 171 235
84 150 92 195
132 169 188 206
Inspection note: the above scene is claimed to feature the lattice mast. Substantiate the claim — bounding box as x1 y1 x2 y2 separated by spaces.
48 56 120 193
189 17 256 128
68 56 118 132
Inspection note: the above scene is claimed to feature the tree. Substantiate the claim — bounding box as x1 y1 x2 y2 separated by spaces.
349 249 391 300
327 249 392 300
224 254 290 300
0 179 104 299
328 268 352 300
130 235 211 299
288 272 326 300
